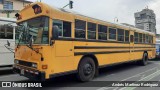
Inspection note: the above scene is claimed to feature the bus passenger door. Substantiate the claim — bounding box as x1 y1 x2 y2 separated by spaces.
130 31 134 60
54 41 74 73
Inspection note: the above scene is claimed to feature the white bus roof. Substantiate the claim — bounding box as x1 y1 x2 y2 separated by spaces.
0 17 16 26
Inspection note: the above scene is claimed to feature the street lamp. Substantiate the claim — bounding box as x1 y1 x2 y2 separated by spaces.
114 17 119 23
63 0 74 9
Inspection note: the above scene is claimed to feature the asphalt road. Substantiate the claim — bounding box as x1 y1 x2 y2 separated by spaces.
1 60 160 90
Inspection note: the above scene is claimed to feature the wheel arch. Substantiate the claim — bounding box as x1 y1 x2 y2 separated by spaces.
78 54 99 70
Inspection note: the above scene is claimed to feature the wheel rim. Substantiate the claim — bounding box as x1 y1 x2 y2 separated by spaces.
83 63 93 76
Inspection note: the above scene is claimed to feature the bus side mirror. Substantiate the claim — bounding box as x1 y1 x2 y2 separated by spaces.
52 26 59 40
7 40 10 46
51 26 59 46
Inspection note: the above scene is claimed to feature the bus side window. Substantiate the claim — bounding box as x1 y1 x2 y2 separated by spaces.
109 28 117 40
63 21 71 37
134 32 138 43
125 30 129 42
117 29 124 42
75 19 86 39
87 22 96 39
130 35 134 43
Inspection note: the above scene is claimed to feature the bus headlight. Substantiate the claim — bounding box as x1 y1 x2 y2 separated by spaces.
15 60 19 64
32 63 37 68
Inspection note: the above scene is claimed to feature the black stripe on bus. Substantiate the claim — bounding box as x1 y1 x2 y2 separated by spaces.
74 50 153 56
74 46 130 49
134 47 155 48
134 42 156 45
56 38 130 44
134 50 152 52
55 38 155 45
74 46 155 49
74 50 130 56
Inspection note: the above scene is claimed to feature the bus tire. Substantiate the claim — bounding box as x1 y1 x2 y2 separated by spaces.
77 57 96 82
139 53 148 66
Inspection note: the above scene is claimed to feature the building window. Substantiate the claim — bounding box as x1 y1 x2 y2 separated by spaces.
98 25 107 40
75 19 86 39
0 25 13 39
125 30 129 42
109 28 116 40
87 22 96 39
0 0 3 4
140 14 146 19
53 20 71 38
134 32 138 43
117 29 124 42
3 1 13 10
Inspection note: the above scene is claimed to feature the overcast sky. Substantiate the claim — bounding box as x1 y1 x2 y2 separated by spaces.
28 0 160 34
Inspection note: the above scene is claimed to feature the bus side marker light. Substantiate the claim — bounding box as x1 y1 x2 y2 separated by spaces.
42 65 48 69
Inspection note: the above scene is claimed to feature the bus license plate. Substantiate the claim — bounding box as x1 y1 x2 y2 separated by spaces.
21 69 24 75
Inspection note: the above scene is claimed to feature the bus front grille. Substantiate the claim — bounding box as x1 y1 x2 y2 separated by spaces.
18 60 32 67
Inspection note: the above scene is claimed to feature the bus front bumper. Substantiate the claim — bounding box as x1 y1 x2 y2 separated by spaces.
13 65 45 81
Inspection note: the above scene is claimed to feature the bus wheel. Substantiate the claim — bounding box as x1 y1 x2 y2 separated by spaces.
139 53 148 66
77 57 96 82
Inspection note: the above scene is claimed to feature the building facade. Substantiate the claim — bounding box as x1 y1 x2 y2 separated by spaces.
0 0 32 18
134 8 156 34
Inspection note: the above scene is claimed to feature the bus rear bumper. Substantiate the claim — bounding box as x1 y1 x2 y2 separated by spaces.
13 65 45 81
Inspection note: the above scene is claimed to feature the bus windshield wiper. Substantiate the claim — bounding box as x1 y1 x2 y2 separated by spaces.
17 31 23 48
25 44 39 53
25 36 41 55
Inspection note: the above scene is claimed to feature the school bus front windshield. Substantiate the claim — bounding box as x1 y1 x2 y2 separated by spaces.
15 16 49 45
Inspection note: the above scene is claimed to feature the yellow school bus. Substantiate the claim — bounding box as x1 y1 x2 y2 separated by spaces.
13 2 156 81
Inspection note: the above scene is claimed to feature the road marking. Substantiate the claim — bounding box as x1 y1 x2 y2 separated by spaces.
97 67 157 90
119 69 160 90
121 67 157 81
140 75 145 79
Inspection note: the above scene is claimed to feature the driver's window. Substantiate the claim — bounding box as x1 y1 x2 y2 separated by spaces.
53 19 71 38
53 20 63 37
34 27 43 44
